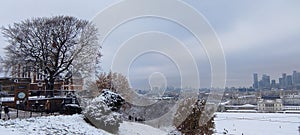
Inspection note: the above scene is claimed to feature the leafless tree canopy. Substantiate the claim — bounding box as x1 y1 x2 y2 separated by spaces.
1 16 101 95
96 71 131 93
174 98 215 135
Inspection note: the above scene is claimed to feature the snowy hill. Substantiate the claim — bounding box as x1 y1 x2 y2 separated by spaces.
0 114 167 135
119 121 167 135
1 112 299 135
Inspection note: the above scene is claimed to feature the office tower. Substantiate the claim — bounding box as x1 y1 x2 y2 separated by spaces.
293 71 297 85
293 71 300 87
253 73 258 89
259 80 264 89
279 78 283 89
271 79 276 89
287 75 293 89
261 74 271 90
282 73 287 89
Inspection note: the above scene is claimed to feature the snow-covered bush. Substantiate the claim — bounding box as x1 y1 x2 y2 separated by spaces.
82 90 125 134
99 89 125 111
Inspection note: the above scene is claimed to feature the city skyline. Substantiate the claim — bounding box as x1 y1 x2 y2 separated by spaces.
0 1 300 89
253 70 300 90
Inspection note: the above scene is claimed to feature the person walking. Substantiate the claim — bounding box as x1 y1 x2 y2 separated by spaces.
34 100 40 111
0 102 2 119
45 100 51 114
4 106 10 120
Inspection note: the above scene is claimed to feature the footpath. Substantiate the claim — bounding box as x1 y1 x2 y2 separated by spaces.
1 108 58 120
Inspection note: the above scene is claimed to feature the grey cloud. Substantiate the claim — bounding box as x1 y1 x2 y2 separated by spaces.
1 0 299 88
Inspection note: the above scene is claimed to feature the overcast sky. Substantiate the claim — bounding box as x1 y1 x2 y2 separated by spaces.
0 0 300 89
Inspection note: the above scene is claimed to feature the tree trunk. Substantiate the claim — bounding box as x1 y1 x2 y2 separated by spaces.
46 78 55 98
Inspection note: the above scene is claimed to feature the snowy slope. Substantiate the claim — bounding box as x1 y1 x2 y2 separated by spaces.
119 121 167 135
0 114 167 135
1 112 299 135
0 114 110 135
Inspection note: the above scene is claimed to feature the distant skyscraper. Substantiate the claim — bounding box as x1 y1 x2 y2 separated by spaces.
293 71 300 87
259 80 264 89
271 79 276 89
296 72 300 89
282 73 287 89
279 78 283 89
262 74 271 89
252 71 300 90
253 73 258 89
293 71 297 85
287 75 293 89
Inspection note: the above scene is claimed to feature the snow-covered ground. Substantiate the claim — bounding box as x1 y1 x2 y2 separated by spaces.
214 112 300 135
119 121 167 135
0 114 109 135
0 114 166 135
0 112 299 135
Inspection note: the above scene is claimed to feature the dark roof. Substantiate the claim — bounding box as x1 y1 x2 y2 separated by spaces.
261 95 281 100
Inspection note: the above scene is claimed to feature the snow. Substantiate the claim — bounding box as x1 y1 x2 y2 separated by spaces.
226 110 257 113
119 121 167 135
64 103 80 108
81 90 124 134
1 96 74 102
214 112 300 135
0 97 14 102
219 101 230 105
0 114 110 135
241 104 256 107
0 112 299 135
0 114 167 135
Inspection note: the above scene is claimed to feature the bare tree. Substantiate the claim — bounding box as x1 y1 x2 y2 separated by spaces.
96 71 131 93
0 56 3 74
174 98 215 135
1 16 101 97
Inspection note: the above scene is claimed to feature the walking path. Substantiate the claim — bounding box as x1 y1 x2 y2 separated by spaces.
0 108 58 120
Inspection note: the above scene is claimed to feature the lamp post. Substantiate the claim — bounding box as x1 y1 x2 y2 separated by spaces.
16 100 20 118
0 101 2 119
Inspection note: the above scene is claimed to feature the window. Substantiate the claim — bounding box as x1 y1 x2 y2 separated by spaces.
36 69 44 80
22 67 29 78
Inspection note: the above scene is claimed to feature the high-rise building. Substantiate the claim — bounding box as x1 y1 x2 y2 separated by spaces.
262 74 271 89
259 80 264 89
287 75 293 89
279 78 283 89
293 71 297 85
253 73 258 89
271 79 276 89
293 71 300 87
252 71 300 90
282 73 287 89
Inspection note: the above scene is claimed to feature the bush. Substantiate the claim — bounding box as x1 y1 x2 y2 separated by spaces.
99 89 125 111
82 90 125 134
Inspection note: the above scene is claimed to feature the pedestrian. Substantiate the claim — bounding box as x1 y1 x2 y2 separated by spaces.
34 100 40 110
0 102 2 119
4 106 10 120
45 100 51 114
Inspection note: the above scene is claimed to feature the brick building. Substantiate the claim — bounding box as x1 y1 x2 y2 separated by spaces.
0 65 83 97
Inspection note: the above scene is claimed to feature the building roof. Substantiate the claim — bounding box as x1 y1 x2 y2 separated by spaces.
261 95 281 100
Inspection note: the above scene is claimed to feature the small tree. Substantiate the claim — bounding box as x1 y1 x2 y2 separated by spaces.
1 16 101 97
96 71 130 92
94 71 135 99
174 98 215 135
0 56 3 74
